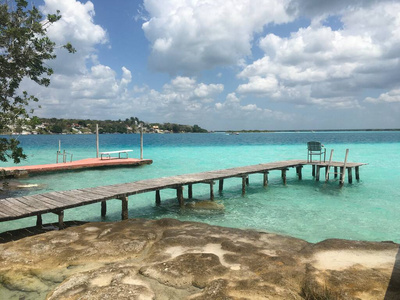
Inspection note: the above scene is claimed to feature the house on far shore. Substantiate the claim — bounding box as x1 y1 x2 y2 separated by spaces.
152 125 160 133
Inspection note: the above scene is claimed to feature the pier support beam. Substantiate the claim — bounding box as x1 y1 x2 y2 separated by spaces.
246 176 249 185
348 168 353 184
210 181 214 201
316 166 321 182
281 169 287 185
120 196 128 220
101 201 107 217
339 149 349 187
54 211 64 229
155 190 161 206
242 176 246 195
219 179 224 192
355 166 360 181
36 214 42 227
188 184 193 199
312 165 316 177
334 167 338 178
339 167 345 186
263 172 269 187
296 166 303 180
176 186 184 207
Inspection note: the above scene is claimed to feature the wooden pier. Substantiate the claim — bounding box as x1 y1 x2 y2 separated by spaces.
0 159 366 229
1 157 153 178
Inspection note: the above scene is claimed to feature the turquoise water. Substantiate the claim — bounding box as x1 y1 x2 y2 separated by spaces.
1 131 399 243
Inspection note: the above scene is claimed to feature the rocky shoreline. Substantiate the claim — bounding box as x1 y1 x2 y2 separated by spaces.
0 218 399 299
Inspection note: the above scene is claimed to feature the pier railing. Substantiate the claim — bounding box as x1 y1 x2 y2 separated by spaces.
56 150 73 163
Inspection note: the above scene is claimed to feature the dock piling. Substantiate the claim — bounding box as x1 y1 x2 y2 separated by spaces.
296 166 303 180
339 149 349 186
263 172 269 186
242 177 246 195
316 166 321 181
281 169 287 185
120 196 129 220
210 181 214 200
101 201 107 217
348 168 353 184
155 190 161 206
219 179 224 192
176 186 184 207
188 184 193 199
36 214 42 227
54 211 65 229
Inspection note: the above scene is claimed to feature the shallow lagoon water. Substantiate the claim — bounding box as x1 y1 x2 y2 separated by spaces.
1 131 399 243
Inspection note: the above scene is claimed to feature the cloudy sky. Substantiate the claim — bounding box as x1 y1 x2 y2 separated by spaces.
23 0 400 130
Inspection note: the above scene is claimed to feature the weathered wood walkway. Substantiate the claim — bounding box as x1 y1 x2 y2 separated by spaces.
1 157 153 178
0 159 366 229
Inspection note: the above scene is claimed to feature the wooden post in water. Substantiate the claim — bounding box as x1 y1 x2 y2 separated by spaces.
296 166 303 180
242 176 246 195
355 166 360 181
263 172 269 187
347 168 353 184
56 211 65 229
96 124 99 158
312 165 316 177
177 186 184 207
219 179 224 192
281 169 287 185
155 190 161 206
339 149 349 187
188 184 193 199
315 166 321 181
36 214 42 227
101 201 107 217
140 124 143 160
334 166 338 178
246 176 249 185
120 196 128 220
325 149 334 182
210 181 214 201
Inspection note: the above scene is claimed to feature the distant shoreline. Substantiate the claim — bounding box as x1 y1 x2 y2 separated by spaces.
217 128 400 133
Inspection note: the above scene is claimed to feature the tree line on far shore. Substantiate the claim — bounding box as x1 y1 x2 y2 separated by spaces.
3 116 208 135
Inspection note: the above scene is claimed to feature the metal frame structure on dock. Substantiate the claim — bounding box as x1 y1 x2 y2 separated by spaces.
0 159 366 229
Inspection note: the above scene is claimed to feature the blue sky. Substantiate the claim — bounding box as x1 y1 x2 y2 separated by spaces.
23 0 400 130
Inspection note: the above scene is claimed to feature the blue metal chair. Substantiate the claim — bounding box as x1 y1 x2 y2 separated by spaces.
307 141 326 162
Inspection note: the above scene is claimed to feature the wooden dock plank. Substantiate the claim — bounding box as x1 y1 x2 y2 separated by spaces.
20 196 56 211
0 198 31 215
0 200 21 217
6 198 38 214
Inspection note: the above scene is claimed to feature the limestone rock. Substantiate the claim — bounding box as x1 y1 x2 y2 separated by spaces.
0 218 398 299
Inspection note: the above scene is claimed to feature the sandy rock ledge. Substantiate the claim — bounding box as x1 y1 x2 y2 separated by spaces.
0 218 399 299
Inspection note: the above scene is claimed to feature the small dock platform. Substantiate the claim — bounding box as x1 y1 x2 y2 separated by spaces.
1 157 153 178
0 159 366 230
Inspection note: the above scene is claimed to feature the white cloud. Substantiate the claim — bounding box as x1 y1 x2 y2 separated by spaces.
237 75 279 96
214 93 291 125
23 0 121 119
40 0 108 74
236 1 400 109
365 89 400 103
142 0 293 74
131 77 224 122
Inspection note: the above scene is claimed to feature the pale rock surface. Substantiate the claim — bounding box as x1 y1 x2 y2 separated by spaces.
0 218 399 299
